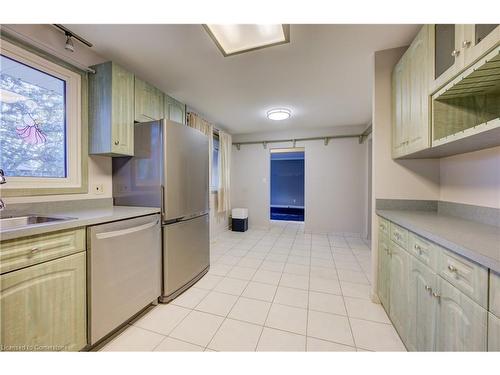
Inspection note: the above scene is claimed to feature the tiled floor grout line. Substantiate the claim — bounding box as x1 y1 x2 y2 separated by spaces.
253 224 295 351
304 233 313 352
330 235 358 350
107 225 400 352
205 229 281 351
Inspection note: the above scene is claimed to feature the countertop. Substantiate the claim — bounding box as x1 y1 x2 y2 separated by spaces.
0 206 161 241
377 209 500 273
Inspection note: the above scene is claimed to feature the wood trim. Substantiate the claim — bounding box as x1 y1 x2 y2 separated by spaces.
0 32 89 197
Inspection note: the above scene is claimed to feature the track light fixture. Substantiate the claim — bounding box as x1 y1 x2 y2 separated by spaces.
64 33 75 52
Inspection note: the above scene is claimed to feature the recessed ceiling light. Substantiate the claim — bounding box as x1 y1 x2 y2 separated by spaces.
267 108 291 121
203 24 290 57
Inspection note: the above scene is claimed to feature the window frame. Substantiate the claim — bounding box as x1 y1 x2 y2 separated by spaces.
0 36 88 197
211 132 220 193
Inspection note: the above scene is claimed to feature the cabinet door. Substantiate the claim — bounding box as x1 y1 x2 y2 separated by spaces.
407 257 438 351
435 277 487 351
165 95 186 124
0 252 87 351
135 77 163 122
111 63 135 155
463 24 500 67
407 25 431 154
389 242 410 345
488 313 500 352
391 56 408 158
490 271 500 317
432 24 465 91
377 235 390 310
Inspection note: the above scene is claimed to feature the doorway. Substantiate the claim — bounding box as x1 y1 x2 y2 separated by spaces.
270 148 305 222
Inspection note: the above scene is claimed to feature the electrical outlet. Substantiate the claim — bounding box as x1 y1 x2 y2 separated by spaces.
94 184 104 195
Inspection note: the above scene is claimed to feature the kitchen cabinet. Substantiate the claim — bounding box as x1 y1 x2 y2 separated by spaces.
392 25 431 158
0 228 85 275
135 77 164 123
490 271 500 317
488 313 500 351
89 61 135 156
463 24 500 67
434 276 487 351
431 24 466 91
407 257 438 351
391 54 408 158
388 241 410 345
164 94 186 124
377 234 391 309
0 252 87 351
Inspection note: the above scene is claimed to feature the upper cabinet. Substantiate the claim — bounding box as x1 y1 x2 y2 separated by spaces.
463 24 500 67
392 24 500 159
164 94 186 124
392 25 431 158
134 77 164 123
89 62 187 156
89 62 135 156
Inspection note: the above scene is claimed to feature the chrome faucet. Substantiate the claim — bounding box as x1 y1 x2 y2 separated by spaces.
0 169 6 211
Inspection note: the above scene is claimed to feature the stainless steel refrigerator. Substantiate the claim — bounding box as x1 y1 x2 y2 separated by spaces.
112 119 209 303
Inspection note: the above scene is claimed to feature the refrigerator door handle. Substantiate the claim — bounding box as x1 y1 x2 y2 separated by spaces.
160 185 166 219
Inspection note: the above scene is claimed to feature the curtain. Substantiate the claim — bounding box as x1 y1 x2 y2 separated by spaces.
217 130 232 213
187 112 214 208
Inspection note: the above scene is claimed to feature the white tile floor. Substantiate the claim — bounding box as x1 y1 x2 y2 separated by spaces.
101 222 406 352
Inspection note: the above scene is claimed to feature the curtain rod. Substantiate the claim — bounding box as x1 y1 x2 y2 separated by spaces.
233 131 370 150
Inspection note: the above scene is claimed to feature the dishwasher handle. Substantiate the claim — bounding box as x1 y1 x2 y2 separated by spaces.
95 219 159 240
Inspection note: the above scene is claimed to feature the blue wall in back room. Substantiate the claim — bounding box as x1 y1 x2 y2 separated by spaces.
270 152 305 207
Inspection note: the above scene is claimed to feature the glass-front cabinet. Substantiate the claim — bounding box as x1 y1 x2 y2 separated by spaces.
431 24 500 92
463 24 500 66
432 24 465 91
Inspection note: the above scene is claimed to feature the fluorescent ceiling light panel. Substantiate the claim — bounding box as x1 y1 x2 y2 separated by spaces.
204 24 290 56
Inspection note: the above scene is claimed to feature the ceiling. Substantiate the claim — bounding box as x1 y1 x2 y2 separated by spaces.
68 24 420 134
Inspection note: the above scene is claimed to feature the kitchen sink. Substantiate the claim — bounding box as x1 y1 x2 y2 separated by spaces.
0 215 76 230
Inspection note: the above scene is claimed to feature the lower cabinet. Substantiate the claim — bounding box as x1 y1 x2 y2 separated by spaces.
0 252 87 351
377 235 391 309
388 242 410 345
488 313 500 351
407 257 438 351
435 277 488 351
377 216 492 352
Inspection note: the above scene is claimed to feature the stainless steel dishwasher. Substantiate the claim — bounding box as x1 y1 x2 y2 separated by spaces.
87 214 161 345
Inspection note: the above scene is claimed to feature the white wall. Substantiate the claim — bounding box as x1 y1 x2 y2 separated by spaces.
440 146 500 209
231 126 369 235
370 47 441 300
2 24 112 204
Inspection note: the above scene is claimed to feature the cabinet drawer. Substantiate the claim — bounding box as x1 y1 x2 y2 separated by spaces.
390 222 408 249
408 232 440 270
438 248 488 308
378 217 390 237
0 228 85 274
490 271 500 317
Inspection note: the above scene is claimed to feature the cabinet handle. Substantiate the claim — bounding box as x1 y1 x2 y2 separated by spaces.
432 291 441 300
30 247 40 255
462 40 471 48
114 140 120 145
447 264 458 273
451 49 460 57
424 285 432 292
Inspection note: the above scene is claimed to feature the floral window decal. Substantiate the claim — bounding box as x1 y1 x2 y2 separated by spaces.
0 54 67 178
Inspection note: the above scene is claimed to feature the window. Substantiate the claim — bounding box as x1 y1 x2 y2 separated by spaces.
0 39 83 194
211 134 219 191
